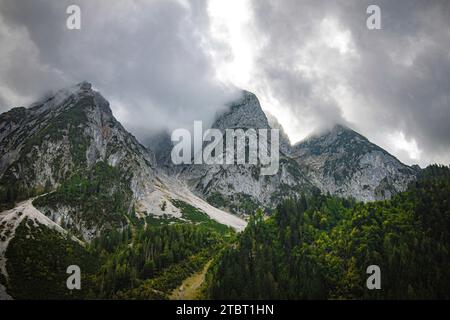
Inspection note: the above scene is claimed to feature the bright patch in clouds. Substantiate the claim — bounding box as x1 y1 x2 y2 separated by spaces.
319 18 357 56
206 3 430 168
1 0 447 167
207 0 255 87
206 4 363 146
387 131 422 163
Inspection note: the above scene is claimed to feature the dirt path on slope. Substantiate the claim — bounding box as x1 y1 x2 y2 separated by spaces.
170 260 212 300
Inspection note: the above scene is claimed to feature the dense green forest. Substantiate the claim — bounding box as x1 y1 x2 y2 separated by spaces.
5 217 97 299
87 223 232 299
3 165 449 299
4 201 234 299
206 165 450 299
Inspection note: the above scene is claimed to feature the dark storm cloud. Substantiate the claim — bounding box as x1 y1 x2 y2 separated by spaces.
0 0 238 140
249 0 450 165
339 0 450 164
0 0 449 166
250 0 347 131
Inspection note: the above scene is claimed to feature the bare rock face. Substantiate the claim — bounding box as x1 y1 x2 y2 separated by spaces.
213 91 271 131
0 82 159 239
177 91 315 215
266 112 293 157
0 81 157 199
151 91 417 212
291 125 417 201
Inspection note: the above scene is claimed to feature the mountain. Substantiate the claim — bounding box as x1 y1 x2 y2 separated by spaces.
0 82 158 239
177 91 316 215
156 91 416 211
0 82 156 198
0 82 245 240
0 81 428 300
265 112 293 156
291 125 418 201
0 82 248 299
207 166 450 299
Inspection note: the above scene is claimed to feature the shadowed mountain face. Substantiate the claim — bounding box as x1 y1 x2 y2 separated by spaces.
0 82 159 239
0 82 249 300
0 81 156 199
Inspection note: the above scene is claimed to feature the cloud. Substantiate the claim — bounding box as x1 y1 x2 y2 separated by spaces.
0 0 238 140
0 0 449 167
242 0 450 166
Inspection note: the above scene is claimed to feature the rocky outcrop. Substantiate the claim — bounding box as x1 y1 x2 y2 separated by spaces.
177 91 315 214
150 91 417 210
0 81 157 198
291 125 417 201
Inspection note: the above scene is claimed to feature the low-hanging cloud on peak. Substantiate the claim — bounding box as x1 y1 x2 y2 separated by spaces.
242 0 450 166
0 0 239 140
0 0 449 167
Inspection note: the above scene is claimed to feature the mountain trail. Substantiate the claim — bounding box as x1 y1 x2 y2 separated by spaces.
169 259 212 300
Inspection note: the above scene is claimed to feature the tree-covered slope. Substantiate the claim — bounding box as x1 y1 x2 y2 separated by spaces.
1 200 234 300
207 165 450 299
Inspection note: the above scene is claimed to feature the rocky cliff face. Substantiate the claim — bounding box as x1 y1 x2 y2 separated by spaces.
291 125 418 201
0 82 159 239
0 82 156 199
177 91 315 214
266 112 293 157
152 91 417 211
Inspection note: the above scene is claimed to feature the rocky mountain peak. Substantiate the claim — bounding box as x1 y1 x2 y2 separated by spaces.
292 123 416 201
212 90 270 131
265 113 293 156
299 124 365 144
292 124 383 161
0 82 246 245
0 82 156 204
176 90 315 213
78 81 92 91
150 90 274 169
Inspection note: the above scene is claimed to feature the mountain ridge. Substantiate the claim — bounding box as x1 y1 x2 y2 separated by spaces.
163 90 417 207
176 90 316 214
291 124 417 201
0 82 246 241
0 82 418 212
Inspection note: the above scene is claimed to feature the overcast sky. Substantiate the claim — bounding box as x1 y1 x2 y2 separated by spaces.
0 0 449 167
